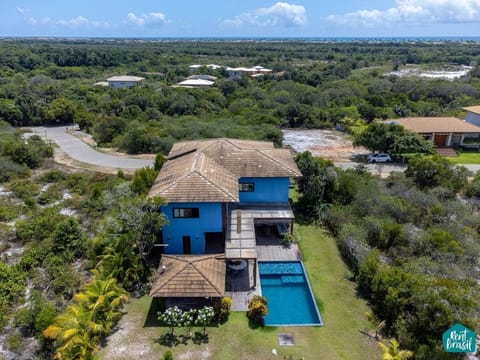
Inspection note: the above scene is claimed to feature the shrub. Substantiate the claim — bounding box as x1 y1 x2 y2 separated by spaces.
163 350 174 360
130 167 158 195
213 296 232 323
38 170 66 183
0 157 29 182
247 295 268 325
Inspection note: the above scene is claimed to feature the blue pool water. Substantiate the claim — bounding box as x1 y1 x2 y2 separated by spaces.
258 261 323 326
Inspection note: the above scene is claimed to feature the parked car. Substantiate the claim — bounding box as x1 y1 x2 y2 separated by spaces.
367 153 392 163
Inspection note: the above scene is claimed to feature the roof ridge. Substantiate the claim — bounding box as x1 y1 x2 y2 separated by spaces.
255 148 299 175
191 258 223 295
158 256 189 290
192 168 237 201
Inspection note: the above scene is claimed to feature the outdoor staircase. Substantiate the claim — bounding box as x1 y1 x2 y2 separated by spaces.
435 147 458 157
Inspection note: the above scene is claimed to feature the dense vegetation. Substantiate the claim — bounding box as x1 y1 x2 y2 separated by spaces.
295 152 480 359
1 39 480 154
0 126 165 359
2 39 480 359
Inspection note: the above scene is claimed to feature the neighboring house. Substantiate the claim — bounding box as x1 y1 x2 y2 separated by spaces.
463 106 480 127
147 138 301 304
187 74 217 81
175 79 215 88
225 65 272 77
386 117 480 147
189 64 222 73
106 75 145 88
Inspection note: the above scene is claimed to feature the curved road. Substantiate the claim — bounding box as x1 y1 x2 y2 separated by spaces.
30 126 154 170
30 126 480 174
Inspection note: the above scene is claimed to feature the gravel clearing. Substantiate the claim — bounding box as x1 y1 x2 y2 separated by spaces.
282 129 368 161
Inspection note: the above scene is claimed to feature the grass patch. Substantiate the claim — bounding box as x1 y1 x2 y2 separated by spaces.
98 225 378 360
447 150 480 165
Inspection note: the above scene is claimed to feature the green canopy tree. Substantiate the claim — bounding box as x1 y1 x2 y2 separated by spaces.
353 122 434 155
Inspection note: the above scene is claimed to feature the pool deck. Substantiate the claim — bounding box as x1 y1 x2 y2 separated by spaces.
226 243 301 311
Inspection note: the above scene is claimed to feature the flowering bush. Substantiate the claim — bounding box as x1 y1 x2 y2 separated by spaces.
195 306 215 335
247 295 268 325
159 306 183 335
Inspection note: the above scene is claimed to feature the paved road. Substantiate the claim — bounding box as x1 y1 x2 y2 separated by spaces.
334 161 480 173
30 126 154 170
29 126 480 174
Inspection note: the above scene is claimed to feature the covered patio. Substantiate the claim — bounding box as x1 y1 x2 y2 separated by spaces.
150 254 226 309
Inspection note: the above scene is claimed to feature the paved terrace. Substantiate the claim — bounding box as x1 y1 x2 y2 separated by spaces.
224 203 294 259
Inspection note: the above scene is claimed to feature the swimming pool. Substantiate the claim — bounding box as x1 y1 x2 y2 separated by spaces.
258 261 323 326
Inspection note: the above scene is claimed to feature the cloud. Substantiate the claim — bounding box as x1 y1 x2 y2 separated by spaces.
126 12 170 27
223 2 306 28
326 0 480 27
16 6 25 14
25 15 110 28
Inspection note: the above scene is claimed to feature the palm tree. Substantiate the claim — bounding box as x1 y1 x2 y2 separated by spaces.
44 278 127 359
378 338 414 360
75 278 128 334
43 303 98 360
365 311 386 340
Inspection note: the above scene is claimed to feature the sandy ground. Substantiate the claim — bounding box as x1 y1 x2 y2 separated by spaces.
282 129 368 161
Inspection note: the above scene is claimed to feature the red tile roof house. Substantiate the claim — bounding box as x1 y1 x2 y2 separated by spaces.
386 117 480 147
147 138 301 307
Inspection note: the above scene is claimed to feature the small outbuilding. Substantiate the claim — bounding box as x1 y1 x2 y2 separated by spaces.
150 254 226 308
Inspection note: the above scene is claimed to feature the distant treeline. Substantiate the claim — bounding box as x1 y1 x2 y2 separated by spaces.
0 39 479 154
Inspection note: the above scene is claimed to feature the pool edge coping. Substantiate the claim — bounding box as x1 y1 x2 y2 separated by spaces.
258 260 324 327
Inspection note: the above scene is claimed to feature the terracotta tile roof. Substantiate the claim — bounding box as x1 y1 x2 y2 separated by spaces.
150 255 226 298
148 138 301 202
148 151 239 202
463 106 480 115
386 117 480 134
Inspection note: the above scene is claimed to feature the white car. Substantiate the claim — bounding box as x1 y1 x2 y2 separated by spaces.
367 153 392 163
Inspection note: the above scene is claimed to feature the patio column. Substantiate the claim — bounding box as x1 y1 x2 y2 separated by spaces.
252 259 257 288
446 133 453 147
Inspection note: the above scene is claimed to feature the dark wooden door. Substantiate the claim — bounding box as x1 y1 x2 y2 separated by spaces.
182 236 191 254
434 134 447 147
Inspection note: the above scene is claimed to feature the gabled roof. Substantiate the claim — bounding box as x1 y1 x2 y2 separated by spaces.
386 117 480 133
147 138 301 202
150 255 226 298
463 106 480 115
148 151 238 202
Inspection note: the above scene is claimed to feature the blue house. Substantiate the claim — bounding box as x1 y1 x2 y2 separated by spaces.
147 138 302 261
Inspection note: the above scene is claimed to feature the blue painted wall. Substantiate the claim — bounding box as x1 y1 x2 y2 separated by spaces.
466 112 480 127
161 202 222 254
239 177 290 203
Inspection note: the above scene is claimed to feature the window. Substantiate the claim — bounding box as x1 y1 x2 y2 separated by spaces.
173 208 199 218
239 182 255 192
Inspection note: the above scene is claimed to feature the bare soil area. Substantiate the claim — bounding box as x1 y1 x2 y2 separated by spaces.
282 129 368 161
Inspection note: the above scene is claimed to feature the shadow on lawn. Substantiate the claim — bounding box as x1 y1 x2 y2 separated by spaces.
144 297 165 327
155 331 209 348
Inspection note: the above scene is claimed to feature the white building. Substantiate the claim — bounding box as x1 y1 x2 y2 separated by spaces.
176 79 215 88
106 76 145 89
225 65 272 77
189 64 222 74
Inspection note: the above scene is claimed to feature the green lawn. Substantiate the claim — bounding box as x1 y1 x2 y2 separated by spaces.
447 150 480 165
98 225 379 360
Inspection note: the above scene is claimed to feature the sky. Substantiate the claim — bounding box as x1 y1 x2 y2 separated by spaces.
1 0 480 38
